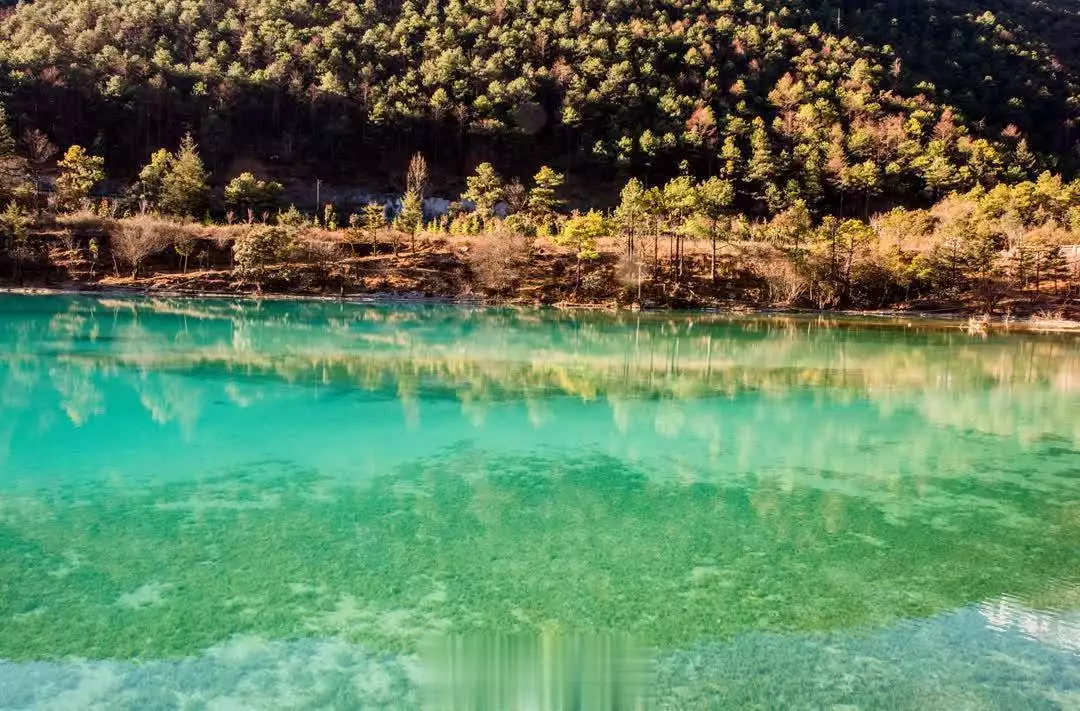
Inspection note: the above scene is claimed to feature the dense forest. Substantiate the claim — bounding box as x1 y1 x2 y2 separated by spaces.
0 0 1078 212
0 0 1079 314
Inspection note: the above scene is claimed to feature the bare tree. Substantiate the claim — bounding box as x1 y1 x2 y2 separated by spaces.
112 216 174 278
406 152 429 200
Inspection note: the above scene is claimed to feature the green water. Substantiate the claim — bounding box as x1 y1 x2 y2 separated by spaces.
1 294 1079 709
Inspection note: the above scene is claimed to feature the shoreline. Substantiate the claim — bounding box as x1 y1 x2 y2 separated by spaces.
3 283 1078 332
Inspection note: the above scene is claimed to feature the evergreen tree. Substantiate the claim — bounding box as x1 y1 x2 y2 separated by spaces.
136 149 172 210
746 118 778 210
555 211 605 288
694 177 735 281
224 172 283 220
614 177 647 263
463 162 503 218
160 134 209 217
527 165 564 234
720 136 742 180
54 145 105 211
0 105 14 155
397 189 424 251
0 106 29 204
363 202 386 252
663 176 697 276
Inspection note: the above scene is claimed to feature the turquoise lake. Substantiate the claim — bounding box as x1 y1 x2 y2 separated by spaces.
1 293 1080 709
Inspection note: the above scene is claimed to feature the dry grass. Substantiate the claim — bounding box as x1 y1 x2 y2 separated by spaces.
1028 309 1080 331
55 210 117 236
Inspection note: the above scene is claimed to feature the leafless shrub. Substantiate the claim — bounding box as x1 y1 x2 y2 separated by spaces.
1029 309 1079 331
755 251 808 305
56 210 116 237
296 228 344 263
111 215 199 278
464 227 534 294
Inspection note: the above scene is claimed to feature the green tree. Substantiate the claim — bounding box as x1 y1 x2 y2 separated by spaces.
224 172 283 221
694 177 735 281
463 162 503 218
0 109 29 205
397 190 424 252
0 200 28 254
555 211 605 288
136 149 173 210
527 165 564 234
160 134 209 217
0 105 14 155
746 118 778 210
363 202 386 252
614 177 646 265
276 204 308 228
720 135 742 180
233 225 294 289
0 201 31 279
54 145 105 211
663 176 696 277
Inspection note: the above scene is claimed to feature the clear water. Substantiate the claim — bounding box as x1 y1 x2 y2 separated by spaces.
1 294 1079 710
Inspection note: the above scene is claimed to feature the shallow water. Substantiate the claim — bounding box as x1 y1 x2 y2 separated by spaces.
1 294 1079 709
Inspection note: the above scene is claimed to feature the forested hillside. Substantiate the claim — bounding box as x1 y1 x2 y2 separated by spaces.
0 0 1078 213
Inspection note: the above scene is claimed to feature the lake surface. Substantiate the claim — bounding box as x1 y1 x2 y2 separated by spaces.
1 294 1079 709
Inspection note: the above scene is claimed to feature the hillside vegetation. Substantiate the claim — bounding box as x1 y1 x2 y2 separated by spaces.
0 0 1079 314
0 0 1078 210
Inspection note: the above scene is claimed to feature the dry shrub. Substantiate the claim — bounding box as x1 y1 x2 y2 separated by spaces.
465 227 534 294
752 248 808 305
111 215 201 278
56 210 116 237
204 224 239 249
296 227 344 263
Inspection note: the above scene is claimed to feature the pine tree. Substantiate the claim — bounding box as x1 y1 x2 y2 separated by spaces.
363 202 386 252
397 189 424 251
137 149 173 210
527 165 564 234
463 162 503 218
663 176 696 276
0 105 15 156
614 178 646 262
0 106 29 204
720 135 742 180
746 118 778 209
160 134 209 217
694 177 735 281
225 172 283 220
555 211 605 288
55 145 105 211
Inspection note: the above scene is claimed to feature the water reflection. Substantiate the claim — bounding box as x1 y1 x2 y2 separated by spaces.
1 294 1079 707
2 295 1078 441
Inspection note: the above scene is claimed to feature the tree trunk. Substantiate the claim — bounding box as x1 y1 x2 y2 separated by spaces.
710 227 717 283
653 224 659 278
677 232 683 278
